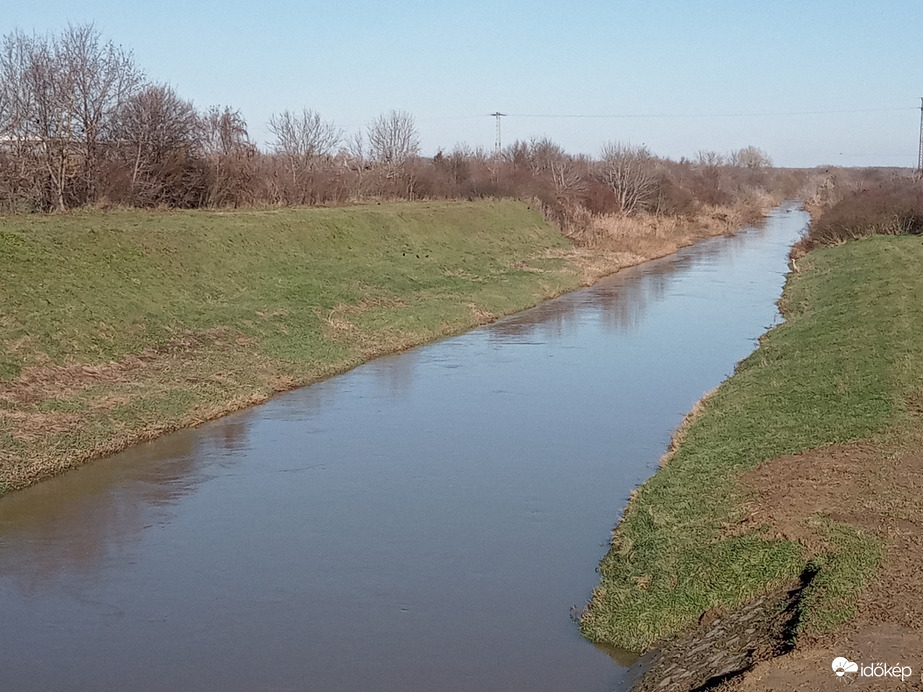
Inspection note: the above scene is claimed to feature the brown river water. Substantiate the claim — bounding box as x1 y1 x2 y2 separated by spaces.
0 205 809 691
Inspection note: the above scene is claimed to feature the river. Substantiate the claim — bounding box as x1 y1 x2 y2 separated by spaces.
0 205 808 691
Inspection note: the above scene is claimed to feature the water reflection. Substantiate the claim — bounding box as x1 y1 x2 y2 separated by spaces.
0 413 251 593
489 237 737 346
370 346 421 398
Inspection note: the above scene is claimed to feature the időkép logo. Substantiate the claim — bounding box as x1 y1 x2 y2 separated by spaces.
832 656 912 682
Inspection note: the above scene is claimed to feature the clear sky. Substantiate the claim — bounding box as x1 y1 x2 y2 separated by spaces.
4 0 921 167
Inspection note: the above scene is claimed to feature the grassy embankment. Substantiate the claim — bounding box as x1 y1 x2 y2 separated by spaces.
0 200 580 491
0 198 761 493
581 233 923 652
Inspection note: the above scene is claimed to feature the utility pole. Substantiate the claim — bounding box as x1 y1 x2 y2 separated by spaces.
918 97 923 174
490 112 506 155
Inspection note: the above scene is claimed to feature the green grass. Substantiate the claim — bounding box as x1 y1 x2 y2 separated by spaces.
1 201 574 369
0 200 586 490
797 520 883 634
581 235 923 652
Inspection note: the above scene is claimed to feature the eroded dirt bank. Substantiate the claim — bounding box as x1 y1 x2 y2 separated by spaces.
721 440 923 691
629 439 923 691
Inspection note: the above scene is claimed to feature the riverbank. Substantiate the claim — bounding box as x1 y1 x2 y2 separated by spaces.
0 199 766 493
581 234 923 688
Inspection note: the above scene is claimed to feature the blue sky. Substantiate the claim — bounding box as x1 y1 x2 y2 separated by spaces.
4 0 921 167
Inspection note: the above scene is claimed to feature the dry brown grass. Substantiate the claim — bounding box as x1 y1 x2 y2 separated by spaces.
543 196 779 287
0 326 294 491
542 246 641 284
565 196 777 269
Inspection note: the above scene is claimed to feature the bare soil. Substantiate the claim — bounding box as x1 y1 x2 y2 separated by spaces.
631 438 923 691
723 441 923 690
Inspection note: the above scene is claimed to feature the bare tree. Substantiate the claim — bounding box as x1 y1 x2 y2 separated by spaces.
728 145 772 169
61 23 143 202
367 109 419 175
0 44 12 138
202 105 254 206
0 25 142 209
203 106 249 156
501 139 530 170
5 30 78 211
268 108 340 190
342 129 368 199
115 84 202 205
550 159 584 194
528 136 566 176
0 30 40 208
599 141 658 215
694 150 725 168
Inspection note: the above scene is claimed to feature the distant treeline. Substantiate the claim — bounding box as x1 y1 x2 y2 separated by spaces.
0 24 811 217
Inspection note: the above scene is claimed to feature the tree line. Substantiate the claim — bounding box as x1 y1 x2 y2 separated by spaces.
0 24 782 216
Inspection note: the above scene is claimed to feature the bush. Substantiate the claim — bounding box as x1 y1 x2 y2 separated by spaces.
580 181 620 216
796 179 923 254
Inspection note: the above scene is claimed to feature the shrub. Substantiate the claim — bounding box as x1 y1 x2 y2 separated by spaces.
796 178 923 255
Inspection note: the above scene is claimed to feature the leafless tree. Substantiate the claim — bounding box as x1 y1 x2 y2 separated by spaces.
203 106 249 156
268 108 340 190
446 144 474 186
728 145 772 169
115 84 202 205
367 109 419 175
4 30 78 210
341 130 369 199
501 139 530 170
694 150 725 168
599 141 658 215
550 159 584 194
0 44 13 138
528 136 566 176
202 106 254 206
61 23 143 201
0 31 40 208
0 25 142 209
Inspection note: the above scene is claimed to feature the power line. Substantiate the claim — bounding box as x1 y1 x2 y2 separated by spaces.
502 107 916 119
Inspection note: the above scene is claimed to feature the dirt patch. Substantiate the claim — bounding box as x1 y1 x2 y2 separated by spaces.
738 443 923 629
633 439 923 691
721 442 923 690
729 622 923 691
